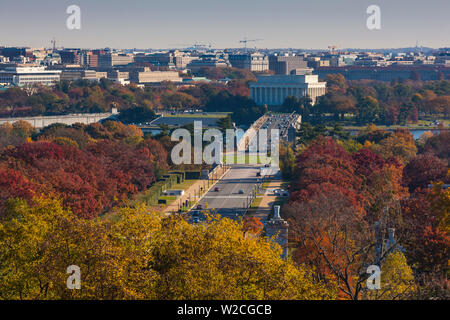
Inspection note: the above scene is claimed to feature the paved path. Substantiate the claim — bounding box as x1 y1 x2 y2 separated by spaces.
250 171 283 222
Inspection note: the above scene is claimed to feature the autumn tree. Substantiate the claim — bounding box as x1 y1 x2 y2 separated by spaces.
364 251 415 300
285 190 375 300
370 129 418 165
403 154 448 192
0 199 335 300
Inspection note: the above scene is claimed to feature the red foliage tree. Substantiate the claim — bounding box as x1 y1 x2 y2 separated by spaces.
403 153 448 192
400 189 449 275
0 167 36 214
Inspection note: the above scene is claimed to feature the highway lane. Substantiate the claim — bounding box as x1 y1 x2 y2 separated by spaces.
196 164 261 219
191 114 295 222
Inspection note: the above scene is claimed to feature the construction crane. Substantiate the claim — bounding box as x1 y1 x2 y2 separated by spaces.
239 38 263 51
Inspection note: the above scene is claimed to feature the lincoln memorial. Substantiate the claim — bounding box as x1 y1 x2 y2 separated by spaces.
250 74 326 106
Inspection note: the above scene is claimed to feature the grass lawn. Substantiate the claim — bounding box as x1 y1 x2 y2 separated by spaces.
262 180 271 189
247 196 264 214
159 179 199 206
250 196 263 209
159 196 177 202
170 179 198 191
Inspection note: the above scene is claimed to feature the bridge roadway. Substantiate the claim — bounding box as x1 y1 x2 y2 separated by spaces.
197 164 261 219
192 114 294 220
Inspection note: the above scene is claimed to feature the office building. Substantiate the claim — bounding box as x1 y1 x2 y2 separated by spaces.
228 53 269 71
0 66 61 86
129 67 182 84
269 55 308 75
135 51 196 70
98 53 134 68
186 57 230 71
316 65 450 81
59 50 81 65
60 67 107 81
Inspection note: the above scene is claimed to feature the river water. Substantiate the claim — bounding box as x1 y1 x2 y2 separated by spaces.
349 129 442 140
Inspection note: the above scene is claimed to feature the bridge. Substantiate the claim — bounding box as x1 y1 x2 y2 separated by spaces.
0 109 119 129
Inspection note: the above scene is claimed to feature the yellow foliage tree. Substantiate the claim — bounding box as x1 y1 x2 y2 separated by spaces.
0 198 336 300
370 130 418 164
364 251 415 300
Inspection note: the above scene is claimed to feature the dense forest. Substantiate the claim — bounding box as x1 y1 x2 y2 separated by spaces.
0 120 337 300
0 120 168 219
281 125 449 299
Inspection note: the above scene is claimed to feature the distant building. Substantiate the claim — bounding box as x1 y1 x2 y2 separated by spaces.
316 65 450 81
98 53 134 68
129 67 182 84
107 70 129 82
186 57 230 71
42 52 61 66
87 50 107 68
60 67 107 82
307 57 330 68
435 56 450 66
59 50 81 65
250 74 326 106
135 51 196 70
269 55 308 75
0 66 61 86
173 54 197 69
0 47 33 60
135 52 174 69
228 53 269 71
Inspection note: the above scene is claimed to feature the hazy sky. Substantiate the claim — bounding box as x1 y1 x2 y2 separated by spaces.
1 0 449 49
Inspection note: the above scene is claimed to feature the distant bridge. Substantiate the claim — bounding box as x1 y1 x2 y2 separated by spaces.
0 109 119 129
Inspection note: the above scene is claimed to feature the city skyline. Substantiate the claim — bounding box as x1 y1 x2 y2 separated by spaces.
1 0 449 50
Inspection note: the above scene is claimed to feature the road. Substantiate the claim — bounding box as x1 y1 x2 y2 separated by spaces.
196 164 261 219
191 114 296 221
261 112 299 143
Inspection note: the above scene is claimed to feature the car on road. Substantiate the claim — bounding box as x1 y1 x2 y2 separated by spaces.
192 211 200 223
238 189 244 194
214 187 220 192
264 164 270 167
196 204 203 210
274 189 290 197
